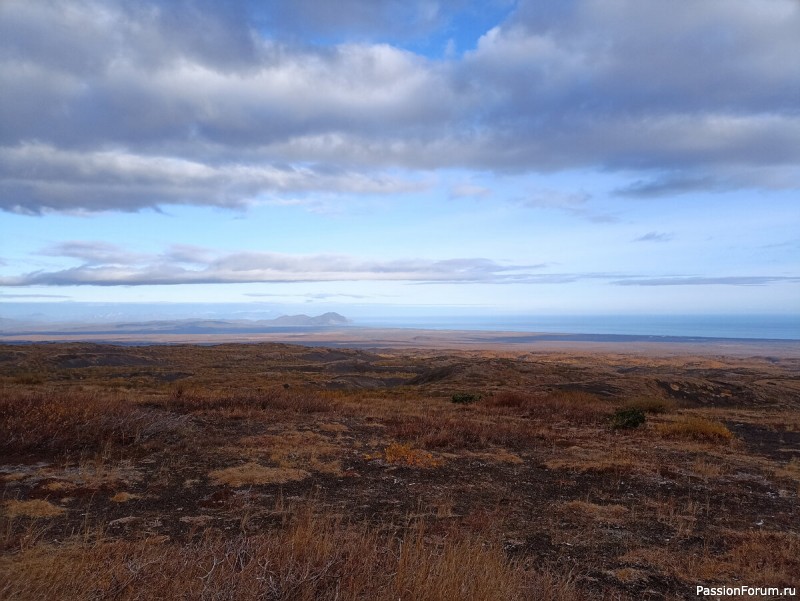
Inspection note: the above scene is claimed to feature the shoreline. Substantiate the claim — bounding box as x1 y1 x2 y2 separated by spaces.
2 326 798 356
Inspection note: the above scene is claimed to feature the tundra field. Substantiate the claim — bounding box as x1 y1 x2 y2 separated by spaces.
1 341 798 600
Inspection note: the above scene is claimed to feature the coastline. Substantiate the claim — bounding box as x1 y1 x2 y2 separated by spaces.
2 326 798 357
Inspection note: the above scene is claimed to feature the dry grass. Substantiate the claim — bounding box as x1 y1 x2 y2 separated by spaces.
773 457 800 482
473 448 525 464
110 492 140 503
481 390 609 424
561 500 629 525
0 509 563 601
622 530 800 588
3 500 65 518
381 443 442 468
646 496 706 539
209 462 310 487
0 390 177 454
165 387 337 414
236 429 344 475
690 456 729 480
385 413 542 450
656 417 734 443
2 342 798 600
544 443 641 474
622 397 677 414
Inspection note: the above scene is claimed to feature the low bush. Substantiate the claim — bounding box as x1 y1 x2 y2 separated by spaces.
609 408 646 430
451 393 481 405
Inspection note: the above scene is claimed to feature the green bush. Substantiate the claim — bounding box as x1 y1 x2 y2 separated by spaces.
609 408 646 430
451 393 481 405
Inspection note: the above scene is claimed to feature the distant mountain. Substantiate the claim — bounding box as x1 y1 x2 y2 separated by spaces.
270 312 350 326
0 313 352 337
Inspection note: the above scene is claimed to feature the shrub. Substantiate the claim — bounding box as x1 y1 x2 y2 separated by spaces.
609 408 646 430
451 393 481 405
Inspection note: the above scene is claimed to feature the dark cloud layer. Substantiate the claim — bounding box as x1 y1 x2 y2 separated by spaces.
1 0 799 212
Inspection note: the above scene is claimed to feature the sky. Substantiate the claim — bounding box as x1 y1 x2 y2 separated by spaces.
0 0 798 319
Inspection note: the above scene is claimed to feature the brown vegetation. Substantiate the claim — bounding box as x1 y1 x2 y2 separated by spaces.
656 416 735 443
1 341 799 599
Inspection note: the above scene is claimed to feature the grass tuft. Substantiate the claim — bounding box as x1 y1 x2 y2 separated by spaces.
209 463 310 487
381 443 442 468
656 417 734 443
4 500 65 518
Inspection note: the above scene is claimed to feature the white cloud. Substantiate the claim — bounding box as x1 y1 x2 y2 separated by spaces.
634 232 674 243
0 244 548 286
1 0 800 213
449 183 491 198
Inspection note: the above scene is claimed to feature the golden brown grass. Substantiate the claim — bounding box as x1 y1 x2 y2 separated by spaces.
3 500 65 519
656 417 734 443
110 492 140 503
209 462 310 487
235 429 344 475
385 413 543 450
561 500 629 525
689 456 729 480
622 530 800 588
381 443 442 468
544 442 642 475
0 509 571 601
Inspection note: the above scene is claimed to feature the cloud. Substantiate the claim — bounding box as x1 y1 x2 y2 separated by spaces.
634 232 674 243
612 276 800 287
245 292 375 300
0 244 548 286
4 241 796 290
0 293 71 299
0 143 423 213
40 241 150 265
450 183 491 199
1 0 800 213
519 189 617 222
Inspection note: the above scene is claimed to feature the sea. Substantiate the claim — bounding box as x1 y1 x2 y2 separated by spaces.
358 315 800 341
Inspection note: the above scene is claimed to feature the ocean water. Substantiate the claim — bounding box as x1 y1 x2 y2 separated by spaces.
358 315 800 341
